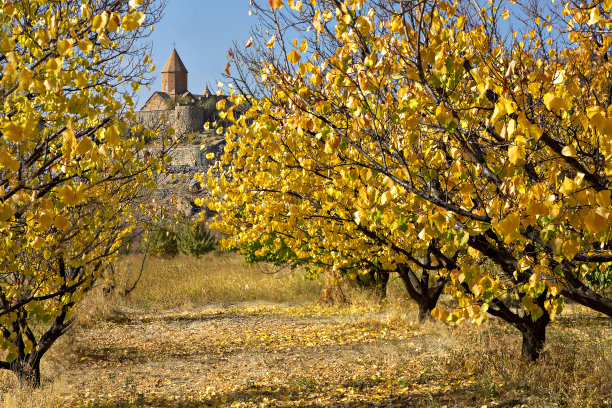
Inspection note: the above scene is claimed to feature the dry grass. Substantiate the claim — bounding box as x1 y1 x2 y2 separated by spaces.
429 309 612 408
111 251 321 310
1 252 611 408
0 370 69 408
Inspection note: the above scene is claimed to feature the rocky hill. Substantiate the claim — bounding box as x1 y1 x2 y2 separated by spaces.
152 133 226 218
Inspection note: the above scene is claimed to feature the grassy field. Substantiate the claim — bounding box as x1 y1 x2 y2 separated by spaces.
113 252 322 309
1 252 611 408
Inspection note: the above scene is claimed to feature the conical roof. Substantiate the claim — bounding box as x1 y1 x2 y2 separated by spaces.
162 48 188 73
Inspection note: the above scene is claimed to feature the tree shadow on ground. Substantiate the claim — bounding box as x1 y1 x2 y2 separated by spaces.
73 381 530 408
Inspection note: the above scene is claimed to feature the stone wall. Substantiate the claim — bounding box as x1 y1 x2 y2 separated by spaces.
166 138 225 168
173 105 204 134
168 145 200 166
133 104 205 135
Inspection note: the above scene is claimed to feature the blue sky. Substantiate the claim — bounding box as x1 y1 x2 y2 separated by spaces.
134 0 253 108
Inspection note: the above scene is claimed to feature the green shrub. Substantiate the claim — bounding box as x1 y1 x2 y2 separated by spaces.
144 226 179 258
179 221 216 257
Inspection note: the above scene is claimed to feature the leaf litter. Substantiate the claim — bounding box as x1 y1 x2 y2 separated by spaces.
11 302 610 407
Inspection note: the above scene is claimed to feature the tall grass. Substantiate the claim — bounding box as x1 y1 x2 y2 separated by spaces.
429 314 612 408
112 251 321 310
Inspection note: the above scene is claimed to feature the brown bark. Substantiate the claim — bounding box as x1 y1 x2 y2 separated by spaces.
11 359 41 388
518 314 550 361
397 263 447 323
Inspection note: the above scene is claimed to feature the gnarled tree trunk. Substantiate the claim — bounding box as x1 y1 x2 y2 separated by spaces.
10 358 41 388
486 295 551 361
397 263 447 322
518 317 549 361
1 305 72 388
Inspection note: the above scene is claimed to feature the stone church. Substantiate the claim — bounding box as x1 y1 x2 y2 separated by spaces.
136 49 228 215
135 48 221 135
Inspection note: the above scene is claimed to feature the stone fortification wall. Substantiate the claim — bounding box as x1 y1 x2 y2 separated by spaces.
133 104 204 135
166 138 225 168
169 145 200 166
173 105 204 134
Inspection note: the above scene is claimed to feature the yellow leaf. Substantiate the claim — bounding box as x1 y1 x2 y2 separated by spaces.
506 119 516 137
104 125 121 146
31 237 45 251
559 177 575 195
584 209 608 234
76 137 94 157
19 69 33 90
288 50 301 64
543 93 563 112
547 282 564 297
0 151 20 172
561 145 576 157
62 129 77 159
53 214 71 231
3 1 16 17
596 190 611 208
289 0 303 11
435 105 452 125
245 37 254 48
390 15 402 32
57 39 74 56
588 7 601 25
37 212 53 230
561 239 580 260
0 202 12 222
313 9 323 31
311 73 323 86
508 145 525 164
501 10 510 19
552 70 565 85
2 122 24 142
224 62 231 76
57 184 86 206
266 34 276 48
92 12 108 32
268 0 284 9
97 31 110 48
456 15 465 30
78 39 93 54
299 40 308 53
75 73 88 88
550 237 563 255
107 12 121 32
122 11 145 31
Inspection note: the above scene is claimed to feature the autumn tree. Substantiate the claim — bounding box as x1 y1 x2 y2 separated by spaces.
0 0 168 387
205 0 612 360
210 0 454 321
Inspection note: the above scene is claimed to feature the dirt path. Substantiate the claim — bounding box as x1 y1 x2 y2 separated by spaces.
46 303 486 407
7 302 605 407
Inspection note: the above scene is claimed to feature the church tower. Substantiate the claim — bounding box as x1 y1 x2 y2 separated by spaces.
161 48 188 94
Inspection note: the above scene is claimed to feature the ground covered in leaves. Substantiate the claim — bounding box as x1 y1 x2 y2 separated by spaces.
3 301 608 408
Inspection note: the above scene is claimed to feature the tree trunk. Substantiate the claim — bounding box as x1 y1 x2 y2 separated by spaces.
374 270 389 303
1 304 73 388
397 264 447 323
11 358 41 388
416 295 438 323
519 317 548 361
